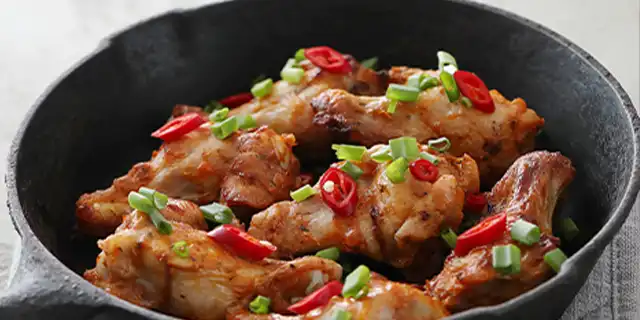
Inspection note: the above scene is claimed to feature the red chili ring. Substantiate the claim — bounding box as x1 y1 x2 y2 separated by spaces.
151 112 206 142
304 46 352 74
220 92 254 108
409 159 439 182
454 212 507 256
465 192 487 213
454 70 495 113
319 168 358 217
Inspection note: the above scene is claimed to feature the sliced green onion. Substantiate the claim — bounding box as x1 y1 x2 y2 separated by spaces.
342 265 371 298
437 51 458 70
212 116 239 139
561 218 579 241
152 192 169 210
148 208 173 234
439 71 460 102
441 228 457 249
360 57 378 70
281 67 305 84
387 99 398 114
282 58 297 70
428 137 451 153
172 241 189 258
252 74 268 85
331 309 352 320
389 137 419 161
460 96 473 108
200 202 234 225
419 76 440 90
332 144 367 161
443 64 458 75
249 295 271 314
290 184 317 202
138 187 156 201
294 48 306 62
251 78 273 98
407 73 425 89
354 285 369 299
204 100 224 113
371 146 393 163
492 244 521 275
510 219 541 245
315 247 340 261
128 191 156 213
544 248 568 273
339 161 364 180
209 107 229 122
385 157 409 184
237 115 257 130
386 84 420 102
419 151 440 165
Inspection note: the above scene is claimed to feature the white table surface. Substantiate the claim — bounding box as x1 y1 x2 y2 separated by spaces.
0 0 638 312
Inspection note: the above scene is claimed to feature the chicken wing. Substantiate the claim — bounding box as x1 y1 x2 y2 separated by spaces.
84 211 342 320
228 274 448 320
248 144 480 268
76 124 300 236
428 151 575 312
228 56 386 148
312 67 544 182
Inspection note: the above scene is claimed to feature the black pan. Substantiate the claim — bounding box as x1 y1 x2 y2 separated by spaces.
2 0 638 319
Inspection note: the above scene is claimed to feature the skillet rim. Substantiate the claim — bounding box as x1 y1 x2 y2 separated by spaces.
5 0 639 318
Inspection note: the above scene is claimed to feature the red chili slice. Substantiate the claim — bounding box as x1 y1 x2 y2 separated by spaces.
319 168 358 217
287 280 343 314
454 70 495 113
304 46 352 74
409 159 439 182
220 92 253 108
208 224 277 260
151 112 206 142
454 212 507 256
465 192 487 213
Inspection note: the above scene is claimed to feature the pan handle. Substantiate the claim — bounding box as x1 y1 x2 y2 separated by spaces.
0 238 145 319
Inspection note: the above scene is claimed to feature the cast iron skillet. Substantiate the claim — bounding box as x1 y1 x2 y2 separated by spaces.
2 0 638 319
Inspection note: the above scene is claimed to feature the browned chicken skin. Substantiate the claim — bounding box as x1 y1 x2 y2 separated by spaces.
84 211 343 320
249 144 480 269
228 274 448 320
312 67 544 182
429 151 575 312
76 124 300 236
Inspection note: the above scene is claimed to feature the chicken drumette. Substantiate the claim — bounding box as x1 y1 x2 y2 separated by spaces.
84 211 342 320
77 124 300 236
429 151 575 312
312 67 544 182
249 144 480 268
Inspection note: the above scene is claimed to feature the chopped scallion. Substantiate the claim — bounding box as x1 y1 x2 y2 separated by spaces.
315 247 340 261
386 84 420 102
172 241 189 258
387 99 398 114
209 107 229 122
460 96 473 108
561 218 579 241
437 51 458 70
407 73 425 89
354 285 369 299
137 187 168 209
251 78 273 98
428 137 451 153
492 244 521 275
439 71 460 102
371 146 393 163
385 157 409 184
443 64 458 75
294 48 306 62
249 295 271 314
291 184 317 202
389 137 419 161
148 208 173 234
544 248 567 273
332 144 367 161
342 265 371 298
339 161 364 180
281 67 305 84
360 57 378 70
419 151 440 165
237 115 257 130
510 219 541 245
331 309 352 320
441 228 457 249
200 202 234 225
128 191 156 213
419 76 440 90
252 74 268 85
212 116 239 139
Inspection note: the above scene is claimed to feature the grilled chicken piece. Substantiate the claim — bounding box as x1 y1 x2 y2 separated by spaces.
76 124 300 236
249 144 480 268
312 67 544 182
429 151 575 312
228 274 448 320
228 57 386 147
84 211 342 320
